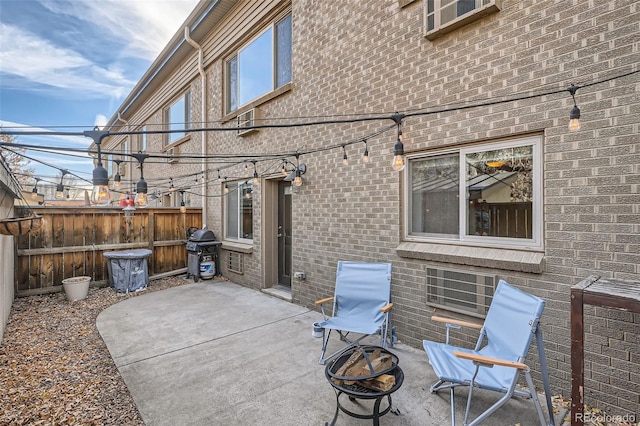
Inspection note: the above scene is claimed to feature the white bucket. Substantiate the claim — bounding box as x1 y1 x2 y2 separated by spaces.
62 276 91 301
312 322 324 338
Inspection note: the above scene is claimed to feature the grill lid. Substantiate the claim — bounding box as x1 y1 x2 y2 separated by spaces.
190 229 216 242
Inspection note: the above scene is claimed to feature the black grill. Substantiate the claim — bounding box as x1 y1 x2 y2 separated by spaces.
186 228 221 281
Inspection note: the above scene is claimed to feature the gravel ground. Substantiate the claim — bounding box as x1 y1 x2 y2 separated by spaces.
0 276 190 425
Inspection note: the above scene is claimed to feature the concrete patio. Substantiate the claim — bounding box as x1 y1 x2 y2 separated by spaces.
96 279 567 426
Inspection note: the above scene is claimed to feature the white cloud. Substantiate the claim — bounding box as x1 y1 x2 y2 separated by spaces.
0 23 135 98
0 120 93 147
39 0 200 61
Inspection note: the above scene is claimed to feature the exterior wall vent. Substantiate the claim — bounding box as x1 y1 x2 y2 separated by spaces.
228 252 244 274
426 265 496 318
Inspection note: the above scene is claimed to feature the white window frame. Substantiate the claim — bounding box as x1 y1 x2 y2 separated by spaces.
164 91 191 146
404 135 543 250
224 181 254 244
425 0 501 40
225 13 292 113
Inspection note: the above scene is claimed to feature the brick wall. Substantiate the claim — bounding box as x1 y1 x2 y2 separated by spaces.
131 0 639 416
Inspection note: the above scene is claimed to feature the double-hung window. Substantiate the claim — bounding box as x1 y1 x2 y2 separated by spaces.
406 135 542 249
164 92 191 146
225 181 253 243
225 13 292 113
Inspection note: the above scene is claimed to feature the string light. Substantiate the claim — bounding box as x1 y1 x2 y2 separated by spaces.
252 161 259 186
112 159 123 190
31 177 40 200
391 114 405 172
55 170 68 199
179 190 186 213
342 145 349 166
362 140 370 164
132 153 149 208
85 128 111 206
568 84 581 132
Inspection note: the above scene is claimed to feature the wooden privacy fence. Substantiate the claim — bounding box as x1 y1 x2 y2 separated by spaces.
14 206 202 296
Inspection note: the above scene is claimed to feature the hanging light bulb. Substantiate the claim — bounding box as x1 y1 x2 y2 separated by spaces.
392 130 405 171
342 145 349 166
179 190 186 213
132 153 149 208
112 160 122 190
281 160 288 175
252 162 259 186
362 140 370 164
134 177 148 208
224 184 229 194
169 178 175 192
55 183 65 200
31 178 40 200
217 170 223 182
293 168 303 187
568 84 581 132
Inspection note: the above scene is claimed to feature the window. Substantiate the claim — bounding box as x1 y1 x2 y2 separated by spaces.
425 0 501 40
406 135 542 249
164 92 191 146
139 126 147 152
225 181 253 243
225 13 292 113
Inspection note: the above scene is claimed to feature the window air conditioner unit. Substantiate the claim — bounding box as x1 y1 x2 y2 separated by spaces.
237 108 260 136
166 146 178 163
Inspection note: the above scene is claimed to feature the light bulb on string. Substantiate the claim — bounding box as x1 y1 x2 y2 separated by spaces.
252 161 259 186
31 178 40 200
568 84 581 132
112 160 122 190
342 145 349 166
362 140 370 164
85 128 111 206
55 170 67 200
391 117 405 171
179 190 186 213
132 153 149 208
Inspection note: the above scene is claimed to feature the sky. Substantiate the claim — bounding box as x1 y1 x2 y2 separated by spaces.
0 0 200 183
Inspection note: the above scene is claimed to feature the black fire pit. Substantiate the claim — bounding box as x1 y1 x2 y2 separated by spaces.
324 345 403 426
185 228 221 282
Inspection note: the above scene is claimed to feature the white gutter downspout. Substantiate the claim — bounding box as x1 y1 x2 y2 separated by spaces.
184 27 208 227
116 112 130 190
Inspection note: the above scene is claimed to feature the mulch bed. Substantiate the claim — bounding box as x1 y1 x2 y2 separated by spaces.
0 276 190 425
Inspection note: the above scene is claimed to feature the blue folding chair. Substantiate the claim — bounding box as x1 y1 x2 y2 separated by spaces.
423 280 556 426
315 261 394 365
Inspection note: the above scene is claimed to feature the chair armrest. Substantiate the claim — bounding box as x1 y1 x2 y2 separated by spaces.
315 296 334 305
380 303 393 313
453 350 528 370
431 315 483 330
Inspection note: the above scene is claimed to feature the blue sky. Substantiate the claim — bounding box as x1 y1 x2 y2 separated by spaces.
0 0 199 182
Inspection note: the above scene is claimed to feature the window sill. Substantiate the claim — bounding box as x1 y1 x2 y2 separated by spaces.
396 242 544 273
221 241 253 254
222 82 292 122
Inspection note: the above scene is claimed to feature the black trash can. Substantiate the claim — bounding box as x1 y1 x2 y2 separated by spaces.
104 249 153 293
